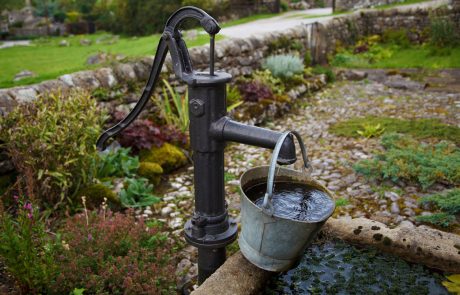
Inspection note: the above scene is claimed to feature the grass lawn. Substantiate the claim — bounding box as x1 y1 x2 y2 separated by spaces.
0 32 219 89
334 45 460 69
375 0 433 9
0 11 279 89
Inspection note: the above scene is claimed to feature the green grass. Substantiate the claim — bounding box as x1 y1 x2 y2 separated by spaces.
0 32 219 89
376 0 432 10
220 13 277 28
330 116 460 145
333 45 460 69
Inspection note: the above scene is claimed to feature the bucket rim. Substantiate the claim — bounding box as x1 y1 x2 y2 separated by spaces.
239 165 336 224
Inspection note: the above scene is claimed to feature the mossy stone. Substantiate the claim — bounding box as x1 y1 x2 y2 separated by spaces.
77 183 121 209
138 162 163 185
140 143 187 173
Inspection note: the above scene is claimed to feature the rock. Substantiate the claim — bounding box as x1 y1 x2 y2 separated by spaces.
13 70 36 81
399 220 414 229
339 70 368 81
144 209 153 215
79 38 92 46
289 0 309 9
384 191 400 202
169 217 183 229
86 52 109 65
59 40 69 47
161 206 173 217
186 30 198 40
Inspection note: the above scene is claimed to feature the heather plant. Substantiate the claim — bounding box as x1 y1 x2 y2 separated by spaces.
52 209 175 294
119 177 160 208
263 55 304 80
0 90 104 209
0 196 59 294
354 133 460 189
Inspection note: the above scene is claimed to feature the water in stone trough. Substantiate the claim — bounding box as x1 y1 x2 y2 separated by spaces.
264 239 448 294
248 182 335 222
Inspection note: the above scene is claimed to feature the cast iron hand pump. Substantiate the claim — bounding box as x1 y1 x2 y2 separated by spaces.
97 6 298 283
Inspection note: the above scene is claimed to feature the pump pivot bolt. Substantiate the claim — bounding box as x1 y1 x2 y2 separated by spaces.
190 99 205 117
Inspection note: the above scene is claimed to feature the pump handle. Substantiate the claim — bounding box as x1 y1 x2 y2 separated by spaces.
96 7 220 151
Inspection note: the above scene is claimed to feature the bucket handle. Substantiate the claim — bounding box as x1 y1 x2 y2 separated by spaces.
261 131 310 215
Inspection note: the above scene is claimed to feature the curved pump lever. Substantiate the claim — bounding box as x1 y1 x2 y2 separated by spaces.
96 6 220 151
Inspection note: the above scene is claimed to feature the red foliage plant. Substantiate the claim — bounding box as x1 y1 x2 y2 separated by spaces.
238 81 273 102
52 209 176 294
112 112 188 152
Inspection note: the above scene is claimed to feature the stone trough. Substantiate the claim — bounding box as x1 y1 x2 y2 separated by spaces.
192 217 460 295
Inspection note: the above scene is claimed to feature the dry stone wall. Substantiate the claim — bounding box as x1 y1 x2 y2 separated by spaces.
1 5 458 117
335 0 401 12
0 5 459 174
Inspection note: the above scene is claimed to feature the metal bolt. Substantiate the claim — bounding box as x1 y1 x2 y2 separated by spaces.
190 99 205 117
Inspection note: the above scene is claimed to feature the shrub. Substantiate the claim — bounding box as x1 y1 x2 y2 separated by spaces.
0 90 104 209
263 55 304 80
52 210 176 294
430 18 458 48
251 70 286 95
96 147 139 179
0 196 59 294
238 81 273 102
119 177 160 208
418 189 460 215
382 29 411 48
415 213 455 228
113 112 188 152
312 66 336 83
354 133 460 189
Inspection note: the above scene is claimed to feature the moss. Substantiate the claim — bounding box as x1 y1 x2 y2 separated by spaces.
382 236 392 246
77 183 121 209
138 162 163 186
139 143 187 173
330 116 460 145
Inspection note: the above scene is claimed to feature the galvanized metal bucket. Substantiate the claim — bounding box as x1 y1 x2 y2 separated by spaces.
238 131 335 272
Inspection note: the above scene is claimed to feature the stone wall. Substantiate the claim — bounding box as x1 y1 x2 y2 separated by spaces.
0 5 458 174
1 5 458 116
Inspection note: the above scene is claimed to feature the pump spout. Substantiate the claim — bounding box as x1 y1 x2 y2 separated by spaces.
210 117 297 165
